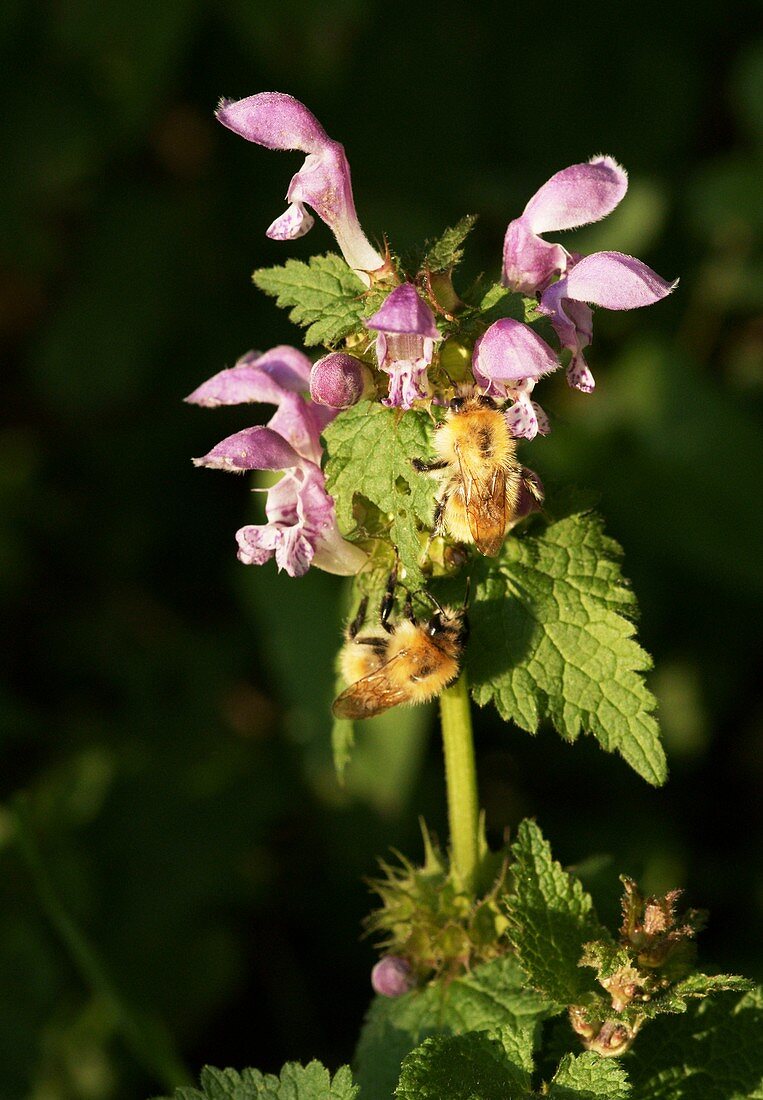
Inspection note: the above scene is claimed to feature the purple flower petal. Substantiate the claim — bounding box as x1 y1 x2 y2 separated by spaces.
364 283 440 340
532 401 551 436
235 523 283 567
371 957 413 998
523 156 628 233
502 217 568 296
216 92 330 153
502 156 628 294
381 358 432 409
564 251 678 310
186 346 312 407
267 392 325 466
472 318 560 394
217 93 383 277
567 355 596 393
266 201 315 240
193 426 301 472
505 391 542 440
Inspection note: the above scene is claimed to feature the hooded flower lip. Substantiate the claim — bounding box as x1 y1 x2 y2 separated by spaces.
539 251 678 392
502 155 628 294
364 283 442 409
185 346 312 408
216 92 383 280
365 283 440 340
472 318 559 440
186 345 328 464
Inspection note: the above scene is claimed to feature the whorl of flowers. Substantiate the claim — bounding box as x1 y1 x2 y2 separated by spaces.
189 92 676 577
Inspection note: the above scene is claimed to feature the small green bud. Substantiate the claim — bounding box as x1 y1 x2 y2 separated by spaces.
439 338 473 382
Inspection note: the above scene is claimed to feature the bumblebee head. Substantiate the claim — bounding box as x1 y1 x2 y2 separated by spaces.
475 393 498 410
426 607 469 647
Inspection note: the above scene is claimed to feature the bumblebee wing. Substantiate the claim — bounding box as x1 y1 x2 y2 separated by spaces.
455 450 507 557
332 649 411 720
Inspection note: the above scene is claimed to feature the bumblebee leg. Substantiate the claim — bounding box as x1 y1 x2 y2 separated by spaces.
462 575 471 610
412 458 449 474
380 566 398 633
348 596 369 639
432 496 446 537
520 467 545 505
403 590 416 625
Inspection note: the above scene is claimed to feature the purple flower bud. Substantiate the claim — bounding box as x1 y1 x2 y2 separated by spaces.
371 956 413 998
310 353 372 409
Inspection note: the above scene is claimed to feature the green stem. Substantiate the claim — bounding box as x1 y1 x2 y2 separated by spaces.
11 795 192 1092
439 672 480 893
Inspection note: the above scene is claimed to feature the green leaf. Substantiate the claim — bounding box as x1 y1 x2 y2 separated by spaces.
580 939 634 984
473 282 527 325
505 820 606 1006
252 254 367 347
548 1052 631 1099
395 1029 531 1100
157 1061 357 1100
355 955 553 1100
627 987 763 1099
323 401 436 588
424 215 478 272
638 972 754 1019
468 506 667 786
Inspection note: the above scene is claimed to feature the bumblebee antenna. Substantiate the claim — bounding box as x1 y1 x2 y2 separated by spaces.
414 588 447 617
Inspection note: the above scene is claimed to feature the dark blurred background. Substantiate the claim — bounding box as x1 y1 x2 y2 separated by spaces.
2 0 762 1096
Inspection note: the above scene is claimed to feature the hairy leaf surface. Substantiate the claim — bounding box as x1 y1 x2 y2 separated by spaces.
468 506 667 785
157 1061 357 1100
505 820 606 1006
323 401 435 588
548 1051 631 1099
253 254 367 347
355 955 553 1100
424 215 478 272
627 987 763 1099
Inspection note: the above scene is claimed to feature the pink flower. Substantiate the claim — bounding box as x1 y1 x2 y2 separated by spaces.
539 252 678 392
216 93 383 282
502 156 628 294
364 283 441 409
472 318 560 439
189 347 367 577
502 157 677 393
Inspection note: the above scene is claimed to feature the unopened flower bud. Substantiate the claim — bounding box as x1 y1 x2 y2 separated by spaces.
371 956 413 998
310 353 373 409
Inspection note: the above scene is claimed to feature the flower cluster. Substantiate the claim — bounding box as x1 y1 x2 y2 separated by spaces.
192 93 676 575
188 347 367 578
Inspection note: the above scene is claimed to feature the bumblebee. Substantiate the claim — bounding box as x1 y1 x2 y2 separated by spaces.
332 573 469 721
414 393 543 557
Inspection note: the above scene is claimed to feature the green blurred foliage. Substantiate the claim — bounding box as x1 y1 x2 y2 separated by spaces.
1 1 761 1096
